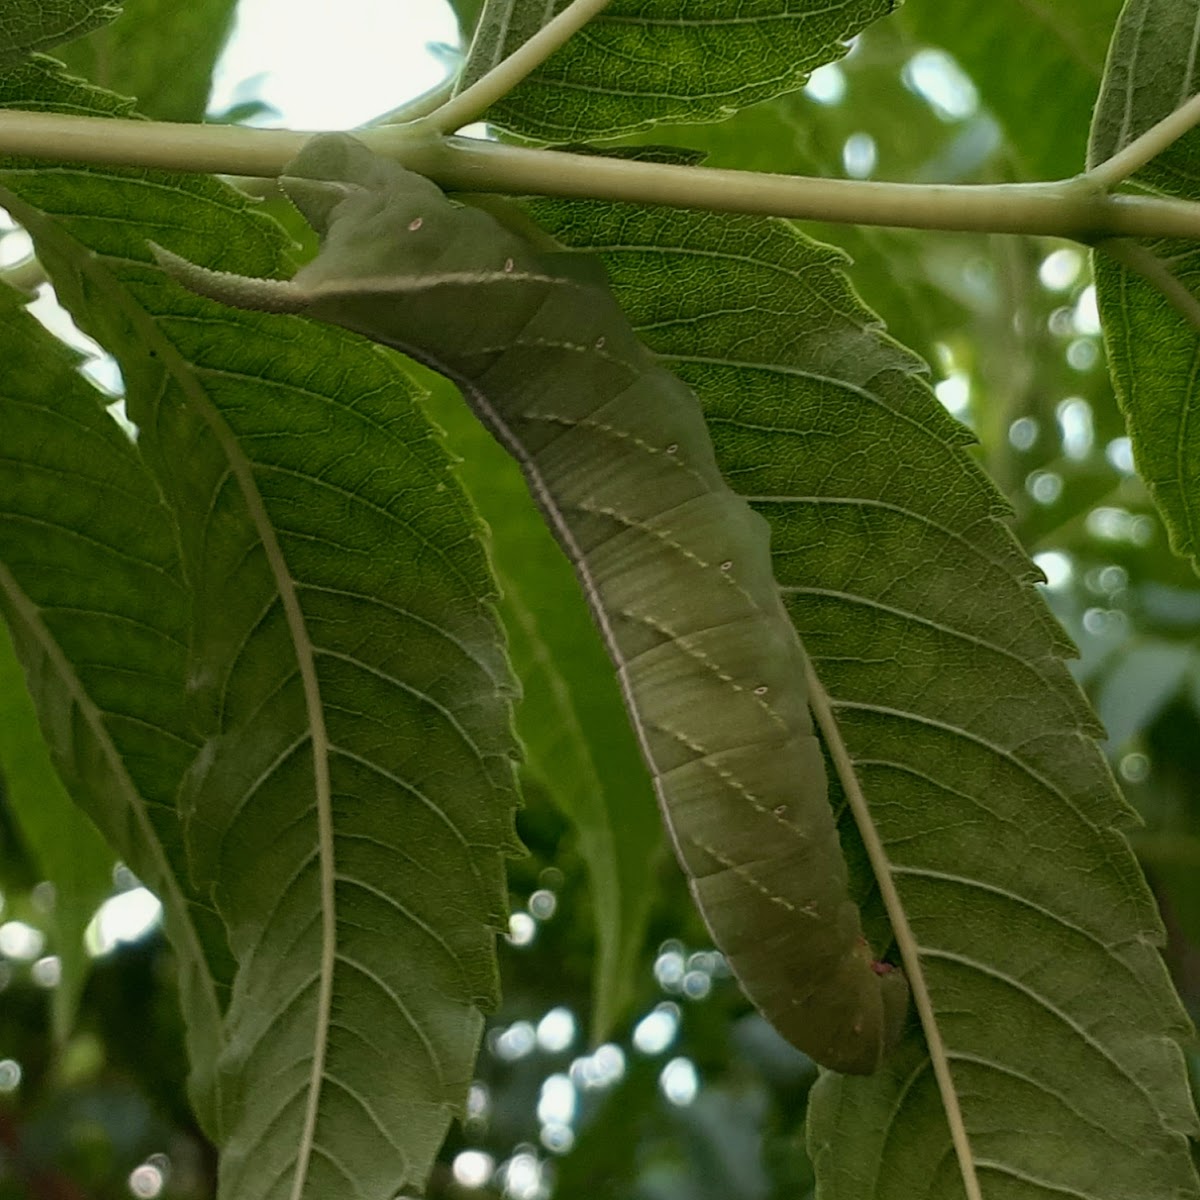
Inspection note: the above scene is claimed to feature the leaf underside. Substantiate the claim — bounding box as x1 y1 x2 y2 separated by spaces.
1089 0 1200 574
460 0 894 141
3 0 1200 1197
0 59 521 1200
0 289 118 1043
0 276 230 1123
455 1 1200 1189
0 0 118 67
521 192 1200 1197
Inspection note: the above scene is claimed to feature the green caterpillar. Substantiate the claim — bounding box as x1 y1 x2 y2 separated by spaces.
155 133 908 1074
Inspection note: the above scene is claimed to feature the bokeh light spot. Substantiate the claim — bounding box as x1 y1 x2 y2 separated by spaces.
0 921 44 961
659 1057 699 1106
85 888 162 957
536 1006 576 1053
902 48 978 120
633 1003 680 1054
1033 551 1073 591
128 1163 164 1199
506 912 536 946
805 62 846 105
453 1150 495 1189
1039 248 1083 291
842 132 877 179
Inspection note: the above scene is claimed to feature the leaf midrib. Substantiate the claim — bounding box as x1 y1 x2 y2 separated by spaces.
803 653 983 1200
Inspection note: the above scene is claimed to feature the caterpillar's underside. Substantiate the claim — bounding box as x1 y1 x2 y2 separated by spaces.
155 133 909 1074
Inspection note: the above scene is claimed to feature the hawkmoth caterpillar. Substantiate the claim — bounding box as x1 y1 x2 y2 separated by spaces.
155 133 909 1074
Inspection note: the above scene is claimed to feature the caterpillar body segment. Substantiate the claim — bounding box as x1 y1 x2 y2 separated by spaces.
155 134 908 1074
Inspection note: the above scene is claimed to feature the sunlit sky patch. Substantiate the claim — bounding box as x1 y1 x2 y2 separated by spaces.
208 0 457 128
0 220 31 266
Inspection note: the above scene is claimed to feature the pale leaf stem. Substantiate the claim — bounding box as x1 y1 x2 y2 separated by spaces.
1089 91 1200 187
418 0 614 135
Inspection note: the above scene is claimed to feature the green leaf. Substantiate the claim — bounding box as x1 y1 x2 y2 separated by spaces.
157 134 911 1072
0 0 118 65
448 0 485 42
461 0 894 142
0 564 112 1045
419 370 664 1043
1089 0 1200 570
0 273 230 1122
152 120 1200 1179
55 0 239 122
616 19 995 374
898 0 1121 181
1 63 522 1200
520 193 1200 1196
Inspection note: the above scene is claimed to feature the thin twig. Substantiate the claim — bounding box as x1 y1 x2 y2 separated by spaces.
0 110 310 176
417 0 614 134
9 111 1200 242
1089 92 1200 188
404 138 1200 241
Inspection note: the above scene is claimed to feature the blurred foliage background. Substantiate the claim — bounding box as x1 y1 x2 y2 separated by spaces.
2 3 1200 1198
